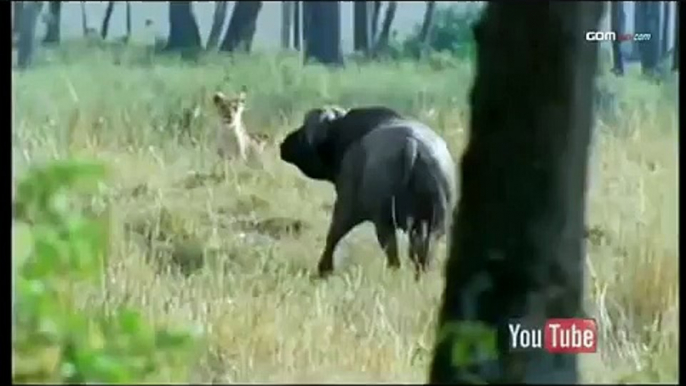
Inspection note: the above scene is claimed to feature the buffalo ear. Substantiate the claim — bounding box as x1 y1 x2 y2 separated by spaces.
302 107 345 147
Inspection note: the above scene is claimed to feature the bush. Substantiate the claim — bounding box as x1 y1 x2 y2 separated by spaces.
12 160 199 383
401 3 484 60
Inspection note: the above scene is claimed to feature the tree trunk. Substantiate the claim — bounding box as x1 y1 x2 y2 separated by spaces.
293 1 301 51
125 1 132 41
281 1 293 50
429 2 602 383
17 1 44 69
13 2 24 41
610 1 625 75
302 0 311 49
100 1 115 40
418 1 436 58
353 2 374 55
661 2 670 60
636 2 661 76
674 1 679 71
42 1 61 44
166 1 202 54
80 1 89 36
371 1 381 42
219 1 262 53
206 1 228 50
373 1 397 56
303 1 343 66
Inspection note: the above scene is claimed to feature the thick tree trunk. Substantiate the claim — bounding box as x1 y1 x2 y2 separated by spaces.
636 1 661 76
125 1 132 41
293 1 302 51
418 1 436 58
353 2 374 54
610 1 625 75
661 2 670 59
219 1 262 53
80 1 89 36
674 1 679 71
429 2 602 383
43 1 62 44
17 1 44 69
293 1 301 51
373 1 397 56
281 1 293 50
166 1 202 54
13 2 24 40
206 1 228 50
100 1 115 40
303 1 343 66
371 1 381 42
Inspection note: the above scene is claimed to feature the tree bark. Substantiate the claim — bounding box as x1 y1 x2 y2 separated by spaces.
353 1 374 55
418 1 437 58
373 1 397 56
637 2 661 76
293 1 301 51
43 1 62 44
17 1 44 69
429 2 602 384
206 1 228 50
219 1 262 53
165 1 202 54
100 1 115 40
674 1 679 71
125 1 132 41
281 1 293 50
610 1 625 75
303 1 343 66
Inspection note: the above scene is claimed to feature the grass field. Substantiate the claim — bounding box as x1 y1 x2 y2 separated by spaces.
12 46 678 383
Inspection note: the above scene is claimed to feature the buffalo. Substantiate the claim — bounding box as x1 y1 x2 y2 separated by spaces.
280 106 457 279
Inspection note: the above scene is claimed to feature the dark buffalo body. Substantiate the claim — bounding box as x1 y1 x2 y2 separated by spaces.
280 106 457 279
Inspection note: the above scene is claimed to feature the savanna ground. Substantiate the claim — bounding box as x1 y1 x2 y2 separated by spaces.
12 43 678 383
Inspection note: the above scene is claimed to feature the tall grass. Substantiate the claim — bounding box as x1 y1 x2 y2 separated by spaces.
12 45 678 383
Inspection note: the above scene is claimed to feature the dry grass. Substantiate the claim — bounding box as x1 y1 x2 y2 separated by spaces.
12 47 678 383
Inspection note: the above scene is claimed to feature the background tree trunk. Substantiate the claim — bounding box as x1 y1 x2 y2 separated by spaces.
43 1 62 44
206 1 228 50
80 1 89 36
610 1 625 75
17 1 44 69
220 1 262 53
293 1 301 51
429 2 602 383
13 2 25 43
166 1 202 54
660 2 670 61
353 2 374 55
373 1 397 56
636 1 661 76
125 1 132 42
303 1 343 66
100 1 115 40
674 1 679 71
281 1 293 50
371 1 381 42
418 1 436 58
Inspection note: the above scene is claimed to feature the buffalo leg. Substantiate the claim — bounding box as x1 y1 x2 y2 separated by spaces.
409 222 431 280
374 221 401 269
318 201 362 277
